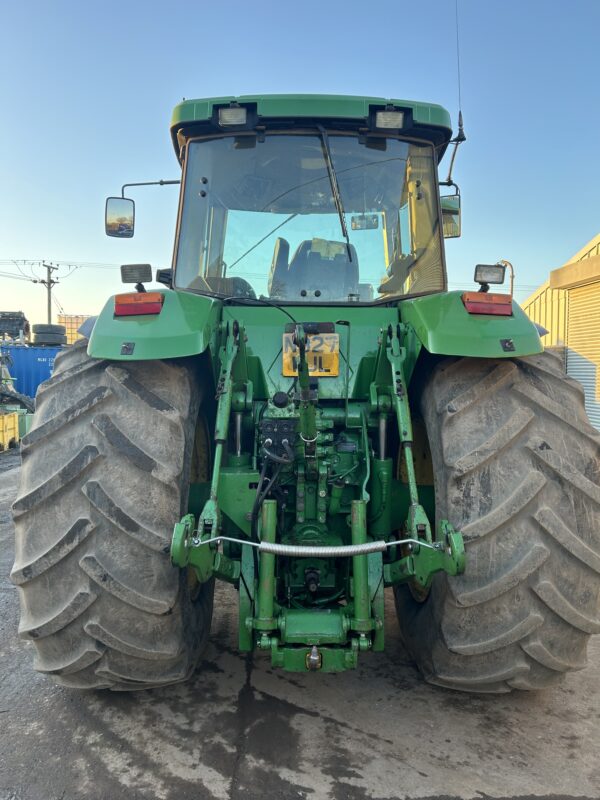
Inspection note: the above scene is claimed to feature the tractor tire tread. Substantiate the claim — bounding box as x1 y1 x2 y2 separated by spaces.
32 324 66 335
395 352 600 693
11 341 213 690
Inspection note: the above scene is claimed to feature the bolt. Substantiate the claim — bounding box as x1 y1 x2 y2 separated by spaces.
306 645 322 671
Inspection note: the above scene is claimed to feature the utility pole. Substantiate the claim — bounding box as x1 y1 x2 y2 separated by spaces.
40 263 59 324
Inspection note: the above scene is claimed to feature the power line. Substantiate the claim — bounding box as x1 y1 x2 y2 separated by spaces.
52 293 65 315
0 270 31 282
0 261 60 322
11 260 31 280
0 259 120 271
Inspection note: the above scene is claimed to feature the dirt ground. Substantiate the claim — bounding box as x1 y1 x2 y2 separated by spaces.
1 451 599 800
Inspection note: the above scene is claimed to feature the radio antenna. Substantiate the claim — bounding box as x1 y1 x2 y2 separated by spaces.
442 0 467 187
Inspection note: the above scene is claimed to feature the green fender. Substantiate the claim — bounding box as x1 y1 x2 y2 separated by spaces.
87 288 542 363
88 290 222 360
399 290 542 359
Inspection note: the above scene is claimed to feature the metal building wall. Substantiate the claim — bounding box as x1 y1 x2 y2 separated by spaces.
521 281 568 366
523 235 600 431
521 282 568 346
566 282 600 430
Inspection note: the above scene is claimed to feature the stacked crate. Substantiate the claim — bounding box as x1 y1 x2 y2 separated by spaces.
57 314 91 345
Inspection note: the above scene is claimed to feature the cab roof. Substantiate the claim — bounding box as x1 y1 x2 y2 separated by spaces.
170 94 454 161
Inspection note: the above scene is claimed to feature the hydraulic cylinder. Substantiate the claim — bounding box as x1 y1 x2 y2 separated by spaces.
351 500 371 632
255 500 277 631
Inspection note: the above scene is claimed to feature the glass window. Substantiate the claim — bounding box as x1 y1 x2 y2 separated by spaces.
175 133 444 303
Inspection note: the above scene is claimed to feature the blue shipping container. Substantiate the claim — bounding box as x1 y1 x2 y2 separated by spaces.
1 345 63 399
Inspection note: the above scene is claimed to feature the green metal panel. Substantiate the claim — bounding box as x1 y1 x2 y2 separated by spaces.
221 304 399 399
220 468 259 536
400 291 543 358
172 93 451 128
171 94 453 156
87 290 221 360
278 608 348 645
270 643 358 672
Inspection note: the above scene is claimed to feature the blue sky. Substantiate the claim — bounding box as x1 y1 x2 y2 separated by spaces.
1 0 599 323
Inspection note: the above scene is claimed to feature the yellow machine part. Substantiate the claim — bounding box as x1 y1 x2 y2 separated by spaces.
0 411 20 451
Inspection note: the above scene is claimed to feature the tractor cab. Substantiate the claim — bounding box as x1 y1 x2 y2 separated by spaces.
170 103 454 304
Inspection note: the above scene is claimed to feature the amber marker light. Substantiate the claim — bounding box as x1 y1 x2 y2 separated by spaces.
462 292 513 316
114 292 164 317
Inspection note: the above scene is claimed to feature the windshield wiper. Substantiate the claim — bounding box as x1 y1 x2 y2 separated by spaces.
316 124 352 262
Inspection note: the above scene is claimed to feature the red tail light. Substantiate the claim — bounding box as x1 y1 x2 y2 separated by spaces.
114 292 164 317
462 291 512 316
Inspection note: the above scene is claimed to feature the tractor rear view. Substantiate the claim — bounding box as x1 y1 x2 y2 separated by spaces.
12 95 600 692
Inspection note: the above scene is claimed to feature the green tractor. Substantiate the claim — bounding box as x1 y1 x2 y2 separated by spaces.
12 95 600 692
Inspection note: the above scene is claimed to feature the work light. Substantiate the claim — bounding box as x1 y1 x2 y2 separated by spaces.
375 110 404 129
120 264 153 284
218 107 247 126
474 264 506 286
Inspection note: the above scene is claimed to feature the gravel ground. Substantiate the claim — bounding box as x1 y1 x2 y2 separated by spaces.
1 453 599 800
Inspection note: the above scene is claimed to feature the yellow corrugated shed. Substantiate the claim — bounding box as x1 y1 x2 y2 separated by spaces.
523 233 600 429
521 281 567 347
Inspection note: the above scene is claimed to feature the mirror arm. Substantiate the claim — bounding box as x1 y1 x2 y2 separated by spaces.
120 179 180 198
442 111 466 186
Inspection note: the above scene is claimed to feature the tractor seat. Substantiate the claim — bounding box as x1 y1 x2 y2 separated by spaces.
272 239 359 300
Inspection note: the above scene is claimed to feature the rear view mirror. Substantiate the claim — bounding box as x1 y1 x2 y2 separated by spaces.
441 193 461 238
106 197 135 238
351 214 379 231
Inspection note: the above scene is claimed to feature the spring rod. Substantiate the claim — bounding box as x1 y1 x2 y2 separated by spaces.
189 535 444 558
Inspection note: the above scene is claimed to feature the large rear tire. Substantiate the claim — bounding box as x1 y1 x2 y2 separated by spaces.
11 340 213 690
395 351 600 693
